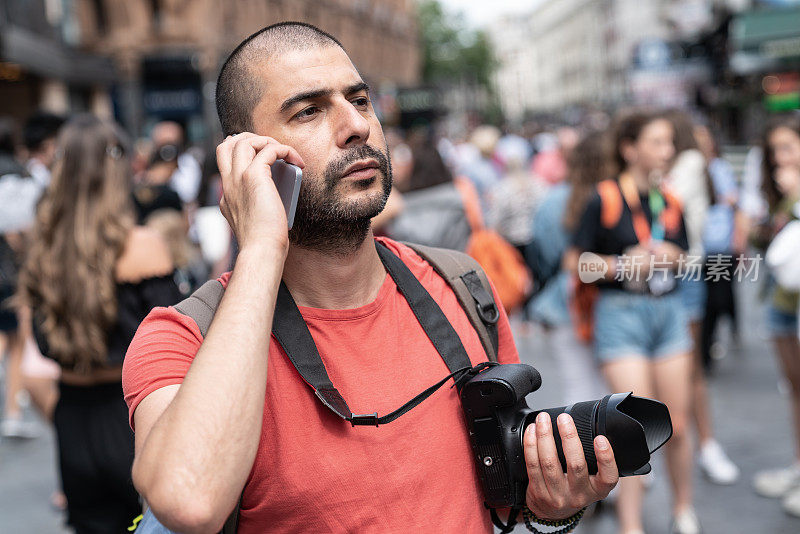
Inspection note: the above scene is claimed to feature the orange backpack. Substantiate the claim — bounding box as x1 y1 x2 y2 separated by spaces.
454 177 532 313
571 178 682 343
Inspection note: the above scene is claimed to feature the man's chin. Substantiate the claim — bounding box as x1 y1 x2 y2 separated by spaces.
342 198 387 220
335 187 389 219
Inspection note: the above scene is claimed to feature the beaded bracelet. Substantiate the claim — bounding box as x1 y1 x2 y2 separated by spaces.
522 506 586 534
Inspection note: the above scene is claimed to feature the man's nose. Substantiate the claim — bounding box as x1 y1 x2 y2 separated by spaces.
333 98 370 148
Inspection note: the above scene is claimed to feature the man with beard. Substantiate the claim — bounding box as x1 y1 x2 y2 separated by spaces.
122 22 618 533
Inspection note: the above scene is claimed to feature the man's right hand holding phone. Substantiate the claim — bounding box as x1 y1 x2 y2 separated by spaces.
215 133 305 254
133 134 306 531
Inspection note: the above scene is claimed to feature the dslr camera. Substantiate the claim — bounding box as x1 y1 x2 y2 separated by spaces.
461 364 673 508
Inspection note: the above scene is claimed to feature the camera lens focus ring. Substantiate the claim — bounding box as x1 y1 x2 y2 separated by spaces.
567 400 600 475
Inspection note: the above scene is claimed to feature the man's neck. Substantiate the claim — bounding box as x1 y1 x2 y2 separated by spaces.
282 230 387 309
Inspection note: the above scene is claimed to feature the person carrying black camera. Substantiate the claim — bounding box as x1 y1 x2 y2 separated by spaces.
122 22 619 533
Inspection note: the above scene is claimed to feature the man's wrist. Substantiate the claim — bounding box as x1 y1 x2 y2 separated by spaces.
238 237 289 263
229 240 289 294
522 506 586 532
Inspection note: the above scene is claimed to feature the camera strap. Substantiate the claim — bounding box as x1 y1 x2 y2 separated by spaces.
490 507 521 533
270 240 480 426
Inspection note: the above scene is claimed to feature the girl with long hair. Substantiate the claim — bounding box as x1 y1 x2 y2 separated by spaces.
564 112 698 534
18 115 181 533
751 115 800 517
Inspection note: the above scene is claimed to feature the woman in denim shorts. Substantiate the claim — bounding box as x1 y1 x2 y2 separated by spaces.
565 112 698 534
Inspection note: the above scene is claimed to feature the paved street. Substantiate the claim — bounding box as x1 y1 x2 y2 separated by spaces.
1 280 800 533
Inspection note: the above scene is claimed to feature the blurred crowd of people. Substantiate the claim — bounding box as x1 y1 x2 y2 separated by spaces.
373 110 800 534
0 104 799 534
0 112 231 532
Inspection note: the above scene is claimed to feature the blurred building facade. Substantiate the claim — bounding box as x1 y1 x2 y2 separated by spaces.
492 0 613 117
489 0 754 124
0 0 115 125
2 0 421 143
489 0 674 121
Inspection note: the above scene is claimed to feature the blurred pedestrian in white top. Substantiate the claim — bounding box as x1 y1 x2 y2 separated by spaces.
22 112 65 189
0 117 60 442
666 111 740 489
739 145 766 220
151 121 202 204
665 111 709 259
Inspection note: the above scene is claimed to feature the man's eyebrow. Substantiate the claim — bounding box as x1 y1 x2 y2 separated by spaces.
280 89 332 113
279 82 370 114
345 81 370 96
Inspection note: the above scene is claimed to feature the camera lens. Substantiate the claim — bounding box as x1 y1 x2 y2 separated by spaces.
526 393 672 477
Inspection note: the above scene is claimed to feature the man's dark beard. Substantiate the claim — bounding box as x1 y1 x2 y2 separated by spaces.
288 144 392 254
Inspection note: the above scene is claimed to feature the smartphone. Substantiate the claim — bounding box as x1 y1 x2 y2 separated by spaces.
270 159 303 229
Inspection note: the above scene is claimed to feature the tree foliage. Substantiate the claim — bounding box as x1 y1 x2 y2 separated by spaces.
417 0 496 90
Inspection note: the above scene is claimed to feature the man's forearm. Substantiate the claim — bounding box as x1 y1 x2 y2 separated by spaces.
133 244 285 529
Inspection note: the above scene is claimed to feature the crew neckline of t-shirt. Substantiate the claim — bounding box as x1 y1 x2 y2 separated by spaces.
297 272 394 321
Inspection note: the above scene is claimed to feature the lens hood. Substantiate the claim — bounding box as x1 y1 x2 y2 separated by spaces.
598 392 673 476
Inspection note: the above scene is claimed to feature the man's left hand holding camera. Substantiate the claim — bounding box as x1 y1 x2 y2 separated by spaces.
524 412 618 519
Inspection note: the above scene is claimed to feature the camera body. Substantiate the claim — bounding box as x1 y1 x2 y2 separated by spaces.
461 364 540 508
461 363 672 509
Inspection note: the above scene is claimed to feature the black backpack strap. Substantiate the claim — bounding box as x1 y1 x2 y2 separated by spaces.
402 242 500 362
375 242 474 374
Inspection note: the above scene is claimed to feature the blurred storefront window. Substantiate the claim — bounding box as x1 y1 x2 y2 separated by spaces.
0 0 115 122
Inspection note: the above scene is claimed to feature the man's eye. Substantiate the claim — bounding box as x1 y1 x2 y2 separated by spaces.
295 107 319 120
352 97 370 108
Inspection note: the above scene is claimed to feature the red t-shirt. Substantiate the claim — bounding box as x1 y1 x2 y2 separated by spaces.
123 238 520 533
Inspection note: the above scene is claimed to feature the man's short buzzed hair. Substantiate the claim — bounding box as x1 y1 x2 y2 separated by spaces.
215 22 345 136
